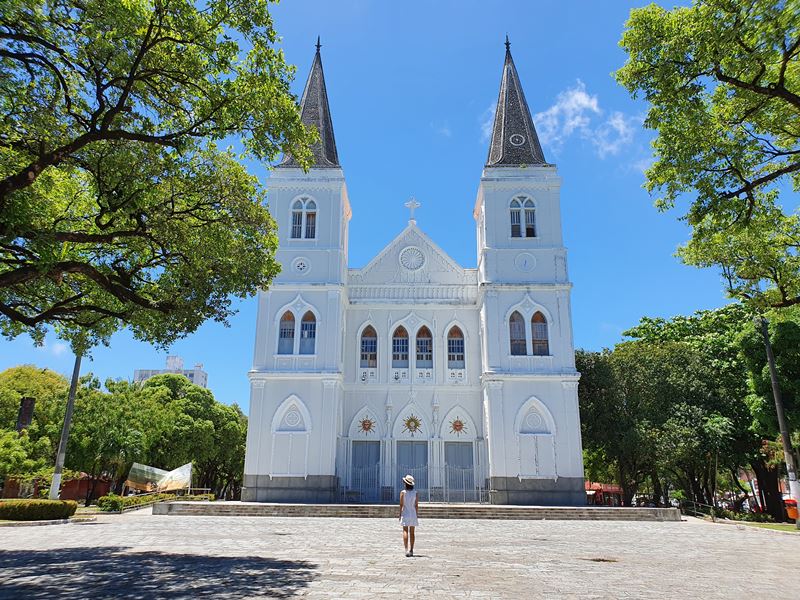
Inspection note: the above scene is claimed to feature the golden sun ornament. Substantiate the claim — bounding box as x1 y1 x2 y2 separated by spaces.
359 417 375 435
449 417 466 436
402 414 422 436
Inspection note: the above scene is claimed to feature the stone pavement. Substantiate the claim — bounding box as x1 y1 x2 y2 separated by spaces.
0 508 798 599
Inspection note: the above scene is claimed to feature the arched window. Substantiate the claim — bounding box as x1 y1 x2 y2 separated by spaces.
510 196 536 238
523 198 536 237
360 326 377 368
304 200 316 239
278 311 295 354
447 326 465 369
416 326 433 368
532 312 549 356
299 311 316 355
510 198 521 238
290 197 317 239
392 326 409 368
509 311 526 356
291 201 303 239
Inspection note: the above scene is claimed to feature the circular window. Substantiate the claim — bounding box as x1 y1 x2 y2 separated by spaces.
292 257 310 275
509 133 526 147
399 246 425 271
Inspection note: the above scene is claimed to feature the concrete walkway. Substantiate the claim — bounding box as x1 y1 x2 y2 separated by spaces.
0 510 797 598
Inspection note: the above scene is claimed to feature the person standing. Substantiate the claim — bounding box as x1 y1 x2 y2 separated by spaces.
399 474 419 557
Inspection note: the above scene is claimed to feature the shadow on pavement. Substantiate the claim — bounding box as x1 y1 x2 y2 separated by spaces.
0 546 316 599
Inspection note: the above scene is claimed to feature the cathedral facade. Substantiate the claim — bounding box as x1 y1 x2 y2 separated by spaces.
242 41 585 505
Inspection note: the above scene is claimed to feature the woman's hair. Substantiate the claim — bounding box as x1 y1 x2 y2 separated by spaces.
404 481 414 490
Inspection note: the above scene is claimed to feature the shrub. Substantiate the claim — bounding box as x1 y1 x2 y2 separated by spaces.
96 493 177 512
0 499 78 521
716 508 775 523
181 493 215 501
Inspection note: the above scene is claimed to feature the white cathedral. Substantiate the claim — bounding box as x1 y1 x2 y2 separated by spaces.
242 40 585 505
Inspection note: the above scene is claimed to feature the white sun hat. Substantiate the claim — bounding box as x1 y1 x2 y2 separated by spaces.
402 474 415 486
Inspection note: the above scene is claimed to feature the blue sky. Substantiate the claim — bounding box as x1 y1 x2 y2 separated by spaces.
0 0 729 411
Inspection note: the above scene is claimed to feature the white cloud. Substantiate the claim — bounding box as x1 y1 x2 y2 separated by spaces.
527 80 638 158
433 122 452 138
479 101 497 143
50 342 68 357
534 80 600 151
592 111 635 158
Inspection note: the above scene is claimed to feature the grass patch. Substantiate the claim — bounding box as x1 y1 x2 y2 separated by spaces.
743 522 799 533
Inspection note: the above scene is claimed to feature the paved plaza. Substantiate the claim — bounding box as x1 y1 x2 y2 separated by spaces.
1 508 799 599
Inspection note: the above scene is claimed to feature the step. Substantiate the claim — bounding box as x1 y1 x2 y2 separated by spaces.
152 502 680 521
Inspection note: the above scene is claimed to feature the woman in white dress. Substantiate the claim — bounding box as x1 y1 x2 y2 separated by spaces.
399 474 419 557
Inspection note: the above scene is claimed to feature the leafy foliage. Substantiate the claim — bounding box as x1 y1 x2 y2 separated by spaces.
579 304 761 506
0 498 77 520
0 366 246 499
617 0 800 309
0 0 316 349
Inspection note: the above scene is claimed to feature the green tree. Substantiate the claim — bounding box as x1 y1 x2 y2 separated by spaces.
617 0 800 308
0 0 315 349
0 365 68 459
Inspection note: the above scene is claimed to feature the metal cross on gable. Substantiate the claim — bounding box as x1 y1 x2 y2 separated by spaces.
404 197 420 222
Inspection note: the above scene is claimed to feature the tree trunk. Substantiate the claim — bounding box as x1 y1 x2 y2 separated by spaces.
651 470 664 507
752 459 785 522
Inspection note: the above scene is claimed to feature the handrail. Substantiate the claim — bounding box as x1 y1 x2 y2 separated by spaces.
680 500 719 521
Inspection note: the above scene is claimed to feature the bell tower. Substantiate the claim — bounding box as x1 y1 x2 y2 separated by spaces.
243 39 349 502
475 38 584 505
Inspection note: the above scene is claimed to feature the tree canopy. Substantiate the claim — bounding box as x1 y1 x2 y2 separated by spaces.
0 366 247 499
617 0 800 309
0 0 316 349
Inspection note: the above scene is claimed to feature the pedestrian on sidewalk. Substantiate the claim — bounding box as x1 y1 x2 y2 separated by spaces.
399 474 418 557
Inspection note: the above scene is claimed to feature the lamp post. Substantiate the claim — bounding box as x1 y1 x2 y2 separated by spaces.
49 351 82 500
757 316 800 528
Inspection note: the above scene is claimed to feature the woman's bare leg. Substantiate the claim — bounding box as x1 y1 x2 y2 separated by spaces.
402 526 409 552
409 526 415 553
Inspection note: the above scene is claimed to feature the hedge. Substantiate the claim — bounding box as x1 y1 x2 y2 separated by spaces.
96 492 215 512
0 499 78 521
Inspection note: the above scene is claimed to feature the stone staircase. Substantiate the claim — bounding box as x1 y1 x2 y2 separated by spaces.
153 501 680 521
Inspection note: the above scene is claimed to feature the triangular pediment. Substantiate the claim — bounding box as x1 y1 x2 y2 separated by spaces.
349 223 473 286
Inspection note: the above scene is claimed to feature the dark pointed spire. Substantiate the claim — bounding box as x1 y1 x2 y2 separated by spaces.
486 38 547 167
279 38 340 169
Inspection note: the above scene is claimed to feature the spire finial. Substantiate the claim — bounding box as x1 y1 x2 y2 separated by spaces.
505 34 510 52
316 36 321 53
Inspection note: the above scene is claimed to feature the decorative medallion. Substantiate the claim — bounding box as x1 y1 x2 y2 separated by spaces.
399 246 425 271
514 253 536 272
449 417 467 437
525 412 543 429
402 414 422 436
284 409 302 427
292 257 310 275
509 133 526 147
359 417 376 435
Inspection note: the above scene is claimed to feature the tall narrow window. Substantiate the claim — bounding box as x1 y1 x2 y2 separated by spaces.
392 326 409 368
510 199 521 238
289 197 317 240
291 201 303 239
299 311 316 355
416 326 433 368
278 311 295 354
524 199 536 237
360 326 377 368
532 312 549 356
304 200 316 239
509 311 526 356
447 326 465 369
